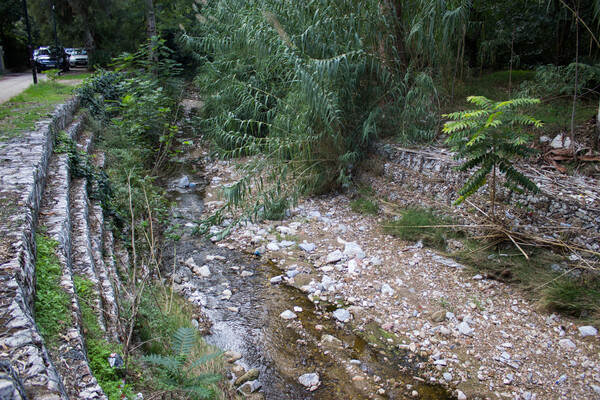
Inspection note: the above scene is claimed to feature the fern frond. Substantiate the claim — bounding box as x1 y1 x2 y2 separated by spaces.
172 327 197 357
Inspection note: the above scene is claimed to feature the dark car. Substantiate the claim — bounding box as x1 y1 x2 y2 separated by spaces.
35 46 69 72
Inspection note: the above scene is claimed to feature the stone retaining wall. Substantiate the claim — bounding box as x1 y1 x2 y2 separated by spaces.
376 144 599 252
0 98 79 400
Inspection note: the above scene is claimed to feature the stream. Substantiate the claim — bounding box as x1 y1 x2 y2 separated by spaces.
159 133 454 399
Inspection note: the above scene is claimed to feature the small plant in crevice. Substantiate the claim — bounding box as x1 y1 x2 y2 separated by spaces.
74 276 135 400
142 327 222 400
34 232 71 348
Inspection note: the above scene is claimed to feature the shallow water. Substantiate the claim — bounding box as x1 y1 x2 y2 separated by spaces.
160 139 454 399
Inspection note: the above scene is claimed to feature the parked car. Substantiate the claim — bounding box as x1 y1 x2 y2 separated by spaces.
69 48 88 68
64 47 74 56
35 46 69 72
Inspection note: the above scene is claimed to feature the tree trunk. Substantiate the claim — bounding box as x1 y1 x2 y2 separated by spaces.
146 0 158 65
571 6 579 160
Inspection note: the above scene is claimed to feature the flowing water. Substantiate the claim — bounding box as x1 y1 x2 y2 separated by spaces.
160 135 454 400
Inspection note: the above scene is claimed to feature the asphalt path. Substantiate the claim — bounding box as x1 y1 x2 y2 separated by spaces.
0 71 47 104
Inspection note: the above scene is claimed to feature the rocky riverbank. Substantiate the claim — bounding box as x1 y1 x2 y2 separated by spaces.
195 154 599 400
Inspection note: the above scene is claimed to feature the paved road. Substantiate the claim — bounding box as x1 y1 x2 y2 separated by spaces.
0 72 47 104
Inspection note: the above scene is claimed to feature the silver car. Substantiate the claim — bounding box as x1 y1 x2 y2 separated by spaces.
69 48 88 68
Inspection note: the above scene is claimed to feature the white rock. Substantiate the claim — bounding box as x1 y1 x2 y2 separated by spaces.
321 276 334 290
443 372 452 381
333 308 351 322
579 326 598 337
267 242 280 251
343 242 366 259
193 265 211 277
457 321 473 336
591 385 600 395
381 284 395 296
241 271 254 277
280 310 297 320
293 306 303 313
298 372 320 388
456 390 467 400
270 275 283 284
299 242 316 252
343 261 355 276
326 250 343 264
280 240 296 247
550 133 565 149
558 339 576 350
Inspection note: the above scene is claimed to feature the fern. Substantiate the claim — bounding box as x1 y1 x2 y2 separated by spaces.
443 96 542 217
142 327 223 400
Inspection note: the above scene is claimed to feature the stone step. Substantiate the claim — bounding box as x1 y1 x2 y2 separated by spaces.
0 98 80 399
88 152 121 343
37 117 109 400
70 131 108 340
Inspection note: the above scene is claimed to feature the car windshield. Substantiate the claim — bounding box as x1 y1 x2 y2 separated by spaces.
38 49 51 56
73 49 86 55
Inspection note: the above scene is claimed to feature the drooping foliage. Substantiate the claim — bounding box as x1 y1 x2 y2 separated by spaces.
182 0 440 232
443 96 543 215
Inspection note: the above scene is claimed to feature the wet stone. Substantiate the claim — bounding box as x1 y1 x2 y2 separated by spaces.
235 368 260 387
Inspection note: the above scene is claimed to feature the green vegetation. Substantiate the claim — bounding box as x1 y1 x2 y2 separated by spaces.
0 82 73 140
454 244 600 321
382 207 458 249
34 233 71 348
74 276 134 400
443 96 542 216
142 327 222 400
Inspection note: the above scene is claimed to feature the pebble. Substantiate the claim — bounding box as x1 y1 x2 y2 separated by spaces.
381 283 395 296
558 339 576 350
267 242 280 251
193 265 211 277
578 326 598 337
456 390 467 400
234 368 260 387
326 250 343 263
280 310 297 320
299 242 316 252
224 350 242 363
280 240 296 247
298 372 320 389
293 306 302 313
332 308 351 322
443 372 452 381
457 321 473 336
241 271 254 277
343 242 366 259
591 385 600 394
270 275 283 284
287 269 300 278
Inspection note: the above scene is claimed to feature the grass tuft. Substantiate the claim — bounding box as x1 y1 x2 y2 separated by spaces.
382 207 457 249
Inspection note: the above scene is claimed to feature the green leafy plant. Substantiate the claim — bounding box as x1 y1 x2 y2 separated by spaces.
382 207 456 249
34 232 71 347
443 96 542 218
142 327 222 400
43 69 61 81
183 0 440 238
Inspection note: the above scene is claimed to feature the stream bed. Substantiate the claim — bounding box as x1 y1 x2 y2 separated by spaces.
160 136 454 400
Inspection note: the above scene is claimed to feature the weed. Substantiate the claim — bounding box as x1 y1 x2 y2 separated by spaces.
382 207 457 249
34 232 71 348
43 69 61 81
350 197 379 215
